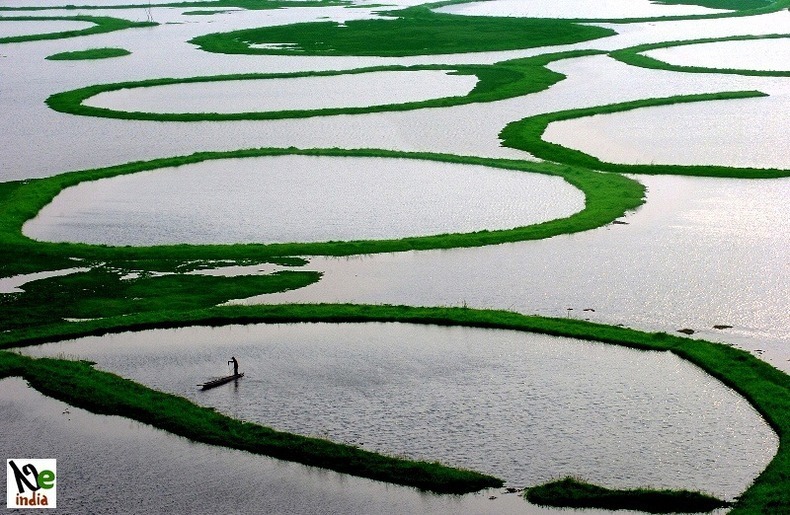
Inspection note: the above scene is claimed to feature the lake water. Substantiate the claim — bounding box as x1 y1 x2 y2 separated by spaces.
23 155 583 245
436 0 728 19
645 37 790 72
0 377 555 514
0 20 94 38
544 88 790 169
84 70 479 114
246 175 790 373
19 322 778 499
1 3 788 513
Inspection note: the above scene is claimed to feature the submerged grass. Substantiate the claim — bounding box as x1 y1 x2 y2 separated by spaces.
0 267 320 331
0 303 787 511
499 91 790 178
45 51 602 121
524 477 731 513
0 16 155 44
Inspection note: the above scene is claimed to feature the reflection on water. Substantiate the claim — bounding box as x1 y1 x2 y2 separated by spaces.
0 20 94 38
21 323 778 499
248 176 790 373
436 0 727 19
85 70 478 114
544 92 790 169
645 38 790 72
0 377 556 515
23 155 583 245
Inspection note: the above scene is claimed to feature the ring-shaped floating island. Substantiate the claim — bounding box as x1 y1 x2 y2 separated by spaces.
499 91 790 178
23 154 587 246
0 147 645 263
0 15 155 44
45 51 602 121
0 303 787 512
610 34 790 77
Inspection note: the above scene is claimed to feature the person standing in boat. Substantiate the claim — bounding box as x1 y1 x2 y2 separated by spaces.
228 356 239 376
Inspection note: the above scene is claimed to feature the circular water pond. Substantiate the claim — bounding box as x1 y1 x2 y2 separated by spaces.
23 155 583 245
21 322 778 498
83 70 478 114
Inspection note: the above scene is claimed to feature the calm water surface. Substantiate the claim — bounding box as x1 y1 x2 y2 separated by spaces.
0 20 94 38
21 323 778 499
436 0 727 19
645 38 790 72
85 70 478 113
249 175 790 373
23 155 583 245
2 377 574 515
2 4 788 512
544 90 790 169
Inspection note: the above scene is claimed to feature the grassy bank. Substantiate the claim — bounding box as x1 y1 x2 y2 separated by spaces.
46 51 601 122
499 91 790 178
0 147 645 274
0 351 502 494
46 47 131 60
189 6 614 56
0 16 155 44
524 477 731 513
0 303 787 512
610 34 790 77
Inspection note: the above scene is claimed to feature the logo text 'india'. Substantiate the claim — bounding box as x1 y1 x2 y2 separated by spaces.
6 459 57 509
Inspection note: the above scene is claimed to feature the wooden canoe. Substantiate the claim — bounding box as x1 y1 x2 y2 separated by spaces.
199 372 244 390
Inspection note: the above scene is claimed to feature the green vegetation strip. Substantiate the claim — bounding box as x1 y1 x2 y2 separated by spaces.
0 351 501 494
46 51 602 121
189 6 615 57
525 477 730 513
0 16 155 44
0 147 645 276
0 267 321 331
46 47 131 60
0 303 787 512
500 90 790 178
610 34 790 77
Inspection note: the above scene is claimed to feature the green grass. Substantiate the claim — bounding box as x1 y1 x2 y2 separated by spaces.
0 267 320 331
0 147 645 269
45 51 602 122
499 91 790 178
610 34 790 77
189 7 615 57
46 47 131 60
0 350 501 494
0 16 155 44
0 303 787 512
525 477 731 512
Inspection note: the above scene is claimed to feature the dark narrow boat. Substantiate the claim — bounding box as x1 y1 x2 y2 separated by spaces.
199 372 244 390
